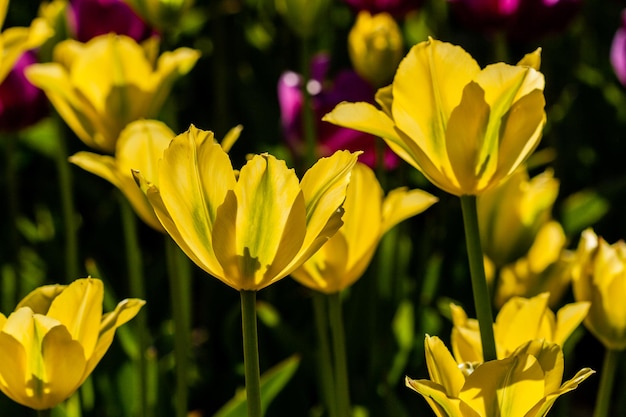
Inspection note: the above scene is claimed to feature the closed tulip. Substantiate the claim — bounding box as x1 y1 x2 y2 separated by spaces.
291 162 437 293
406 335 593 417
611 9 626 87
0 277 144 410
134 125 360 291
324 38 546 196
348 11 403 88
572 228 626 351
451 292 589 363
25 34 200 154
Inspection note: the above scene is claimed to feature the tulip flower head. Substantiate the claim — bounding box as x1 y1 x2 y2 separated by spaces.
291 162 437 293
611 9 626 87
324 38 546 196
0 51 49 131
451 292 589 363
134 125 360 291
68 0 154 42
0 1 54 85
406 335 594 417
571 228 626 351
0 278 144 410
25 34 200 154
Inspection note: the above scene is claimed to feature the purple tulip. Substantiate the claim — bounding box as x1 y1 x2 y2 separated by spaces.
278 54 399 169
448 0 581 41
342 0 423 17
0 52 49 132
69 0 154 42
611 9 626 86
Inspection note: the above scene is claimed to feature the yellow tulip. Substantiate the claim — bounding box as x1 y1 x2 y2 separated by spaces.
291 162 437 293
495 221 574 308
134 125 360 291
324 38 546 196
406 336 594 417
451 292 589 363
0 278 144 410
478 168 559 267
25 34 200 154
348 11 403 88
69 120 243 232
572 228 626 350
0 0 53 84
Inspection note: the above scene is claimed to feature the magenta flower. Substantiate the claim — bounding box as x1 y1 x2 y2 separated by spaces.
342 0 423 17
0 52 48 132
611 9 626 87
278 54 399 169
448 0 581 41
68 0 154 42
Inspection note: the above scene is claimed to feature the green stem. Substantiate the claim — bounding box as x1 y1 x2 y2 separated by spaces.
593 348 621 417
312 292 338 417
118 193 149 417
328 292 351 417
165 237 192 417
3 133 20 307
240 290 262 417
54 125 79 281
36 409 51 417
459 195 497 362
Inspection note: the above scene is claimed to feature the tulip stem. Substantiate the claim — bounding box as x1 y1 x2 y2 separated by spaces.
165 237 192 417
593 348 620 417
328 292 352 417
460 195 497 362
119 193 150 417
3 134 20 308
240 290 262 417
312 292 339 417
37 409 51 417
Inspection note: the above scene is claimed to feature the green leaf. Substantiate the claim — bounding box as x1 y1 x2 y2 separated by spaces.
560 190 609 236
213 355 301 417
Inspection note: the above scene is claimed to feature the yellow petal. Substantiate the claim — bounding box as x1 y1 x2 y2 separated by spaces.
381 187 437 234
424 335 465 396
392 38 480 171
16 284 66 314
553 302 590 346
449 304 483 363
87 298 145 376
46 278 103 360
405 377 471 417
515 339 563 395
517 48 542 70
445 81 491 193
524 367 595 417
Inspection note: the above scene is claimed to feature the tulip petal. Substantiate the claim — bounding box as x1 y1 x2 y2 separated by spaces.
445 81 491 193
381 187 438 234
405 377 472 417
553 302 590 346
450 304 483 363
46 278 103 360
392 38 480 171
524 367 595 417
16 284 66 315
495 293 551 357
515 339 564 395
424 335 465 396
87 298 145 376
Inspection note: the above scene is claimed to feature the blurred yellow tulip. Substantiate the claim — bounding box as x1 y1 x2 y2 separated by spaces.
324 38 546 196
348 11 403 88
478 167 559 267
451 292 589 363
572 228 626 350
0 0 53 84
69 120 243 232
0 278 144 410
134 125 360 291
495 221 574 308
406 336 593 417
291 162 437 293
25 34 200 154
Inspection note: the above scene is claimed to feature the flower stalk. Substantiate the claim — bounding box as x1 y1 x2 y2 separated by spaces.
460 195 497 362
312 293 339 417
593 349 621 417
240 290 262 417
328 292 351 417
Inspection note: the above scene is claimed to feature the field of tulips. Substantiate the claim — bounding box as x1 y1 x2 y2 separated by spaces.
1 0 626 417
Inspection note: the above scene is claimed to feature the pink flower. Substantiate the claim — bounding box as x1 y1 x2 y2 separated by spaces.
0 52 48 132
448 0 581 41
611 9 626 86
69 0 154 42
278 54 399 169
